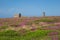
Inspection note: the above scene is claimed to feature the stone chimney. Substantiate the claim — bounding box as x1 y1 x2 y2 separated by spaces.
43 12 45 17
19 13 21 17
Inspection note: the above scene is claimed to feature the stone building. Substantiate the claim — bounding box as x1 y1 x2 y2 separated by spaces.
14 13 21 18
14 14 19 18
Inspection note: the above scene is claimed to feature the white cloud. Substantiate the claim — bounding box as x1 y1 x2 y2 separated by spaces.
0 8 22 14
8 8 15 12
7 8 20 12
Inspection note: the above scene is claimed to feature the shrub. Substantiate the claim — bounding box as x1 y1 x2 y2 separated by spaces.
40 18 54 22
0 30 52 40
0 30 20 36
0 26 8 29
34 18 55 23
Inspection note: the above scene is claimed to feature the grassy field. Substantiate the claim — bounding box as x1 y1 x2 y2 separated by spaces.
0 30 53 40
0 16 60 40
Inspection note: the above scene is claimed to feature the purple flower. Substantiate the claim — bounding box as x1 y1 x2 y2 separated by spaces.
20 22 26 26
0 24 2 26
48 32 58 36
52 36 59 40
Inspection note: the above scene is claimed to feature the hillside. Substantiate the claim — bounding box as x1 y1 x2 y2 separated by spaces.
0 16 60 40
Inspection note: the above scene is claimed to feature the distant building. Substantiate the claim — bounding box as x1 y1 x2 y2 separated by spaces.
14 14 19 18
19 13 21 17
14 13 21 18
43 12 45 17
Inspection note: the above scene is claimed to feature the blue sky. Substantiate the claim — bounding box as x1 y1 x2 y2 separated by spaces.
0 0 60 18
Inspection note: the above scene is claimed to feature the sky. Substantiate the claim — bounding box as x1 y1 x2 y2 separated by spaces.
0 0 60 18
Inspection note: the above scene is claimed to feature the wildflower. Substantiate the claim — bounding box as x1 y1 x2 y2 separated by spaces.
0 24 2 26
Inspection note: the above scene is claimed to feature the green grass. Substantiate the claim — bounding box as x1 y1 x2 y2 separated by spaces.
33 18 56 24
26 18 56 25
0 30 51 40
0 26 8 29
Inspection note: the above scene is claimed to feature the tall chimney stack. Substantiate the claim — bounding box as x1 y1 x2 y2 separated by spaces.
43 12 45 17
19 13 21 17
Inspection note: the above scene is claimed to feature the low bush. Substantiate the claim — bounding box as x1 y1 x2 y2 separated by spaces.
0 30 52 40
0 30 20 36
33 18 56 24
0 26 8 29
